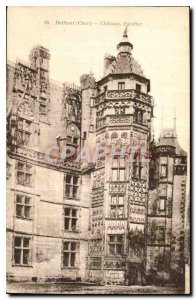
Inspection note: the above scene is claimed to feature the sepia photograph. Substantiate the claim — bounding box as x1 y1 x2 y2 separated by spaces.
6 6 190 295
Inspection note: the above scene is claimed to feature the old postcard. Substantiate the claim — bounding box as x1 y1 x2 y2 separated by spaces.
6 6 190 295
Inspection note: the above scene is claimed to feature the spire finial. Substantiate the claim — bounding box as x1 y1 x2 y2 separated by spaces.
173 106 177 136
123 26 128 38
161 104 163 134
117 25 133 52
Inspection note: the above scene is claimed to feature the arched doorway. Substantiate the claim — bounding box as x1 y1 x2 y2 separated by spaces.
129 266 138 285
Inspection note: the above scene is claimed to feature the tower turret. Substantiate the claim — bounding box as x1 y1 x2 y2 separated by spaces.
29 45 50 123
29 45 50 70
117 27 133 54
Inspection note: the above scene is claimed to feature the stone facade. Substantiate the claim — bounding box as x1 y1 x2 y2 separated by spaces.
6 31 187 285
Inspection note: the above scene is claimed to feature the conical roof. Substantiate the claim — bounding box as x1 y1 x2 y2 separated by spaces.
158 128 187 156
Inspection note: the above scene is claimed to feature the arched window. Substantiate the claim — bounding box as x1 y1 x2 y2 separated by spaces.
121 132 128 144
111 132 118 144
121 132 127 138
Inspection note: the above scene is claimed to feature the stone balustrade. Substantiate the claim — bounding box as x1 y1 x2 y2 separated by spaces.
10 145 81 170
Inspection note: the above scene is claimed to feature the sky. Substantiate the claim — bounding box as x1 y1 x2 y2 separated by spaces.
7 6 190 152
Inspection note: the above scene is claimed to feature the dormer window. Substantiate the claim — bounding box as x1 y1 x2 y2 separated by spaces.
73 137 78 145
118 82 125 90
66 124 80 147
66 136 78 145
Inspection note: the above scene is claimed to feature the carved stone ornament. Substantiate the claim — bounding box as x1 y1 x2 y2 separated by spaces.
18 101 34 119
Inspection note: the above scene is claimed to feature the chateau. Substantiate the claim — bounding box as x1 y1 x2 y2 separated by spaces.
6 29 187 286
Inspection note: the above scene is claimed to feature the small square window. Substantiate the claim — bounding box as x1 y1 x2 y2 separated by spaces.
117 236 123 243
18 119 23 130
119 169 125 181
118 196 124 205
157 227 165 243
109 244 115 255
18 162 24 171
70 253 76 266
65 185 71 197
63 252 69 267
64 208 71 216
23 249 30 264
23 238 30 248
66 136 72 143
112 158 118 168
14 249 21 264
72 209 77 217
14 237 22 247
16 162 33 186
40 104 47 115
116 244 122 255
111 196 117 205
136 84 141 92
73 137 78 145
160 165 167 178
118 82 125 90
26 164 32 173
159 198 165 211
112 169 118 181
83 132 87 140
63 242 69 250
73 186 78 198
66 175 72 184
71 243 76 251
73 177 78 185
90 98 94 107
89 125 94 132
64 218 69 230
109 235 115 242
24 206 31 218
